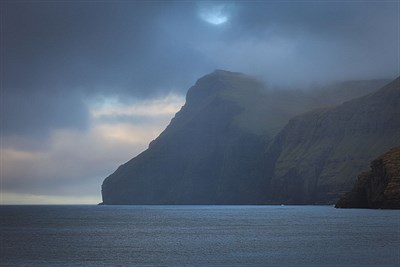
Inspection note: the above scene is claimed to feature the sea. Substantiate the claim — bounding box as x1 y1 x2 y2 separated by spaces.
0 205 399 266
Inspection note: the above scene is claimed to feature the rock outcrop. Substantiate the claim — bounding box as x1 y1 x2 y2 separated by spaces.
335 147 400 209
266 77 400 204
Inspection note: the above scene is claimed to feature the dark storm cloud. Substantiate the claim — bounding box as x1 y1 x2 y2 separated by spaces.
210 1 399 85
4 1 159 93
1 1 202 142
3 1 399 92
1 90 89 145
1 0 399 203
1 0 399 142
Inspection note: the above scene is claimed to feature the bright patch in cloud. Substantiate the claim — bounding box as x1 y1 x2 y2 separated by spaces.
90 94 184 118
0 193 99 205
0 94 185 204
199 4 229 25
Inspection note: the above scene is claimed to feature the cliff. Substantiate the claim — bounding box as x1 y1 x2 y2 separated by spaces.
101 70 391 205
102 70 271 204
266 77 400 204
335 147 400 209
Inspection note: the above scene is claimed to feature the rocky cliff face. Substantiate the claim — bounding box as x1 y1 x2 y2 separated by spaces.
266 77 400 204
101 70 392 205
335 147 400 209
102 70 272 204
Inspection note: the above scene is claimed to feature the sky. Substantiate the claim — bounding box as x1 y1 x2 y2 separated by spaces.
1 0 399 204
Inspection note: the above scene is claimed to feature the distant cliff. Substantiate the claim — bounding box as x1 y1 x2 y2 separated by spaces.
335 147 400 209
266 77 400 204
101 70 393 205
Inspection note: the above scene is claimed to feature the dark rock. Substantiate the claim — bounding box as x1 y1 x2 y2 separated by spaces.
102 70 273 204
335 147 400 209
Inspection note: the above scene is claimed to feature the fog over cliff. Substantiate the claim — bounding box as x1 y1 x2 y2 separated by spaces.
1 1 399 204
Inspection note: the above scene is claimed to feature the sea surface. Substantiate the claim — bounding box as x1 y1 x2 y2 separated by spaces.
0 205 399 266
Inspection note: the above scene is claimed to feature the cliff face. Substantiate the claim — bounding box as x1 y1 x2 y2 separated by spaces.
266 77 400 204
101 69 392 205
335 147 400 209
102 70 272 204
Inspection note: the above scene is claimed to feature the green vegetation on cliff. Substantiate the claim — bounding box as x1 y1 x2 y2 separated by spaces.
266 77 400 204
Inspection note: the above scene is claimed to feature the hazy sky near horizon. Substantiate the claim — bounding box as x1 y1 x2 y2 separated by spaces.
1 0 399 204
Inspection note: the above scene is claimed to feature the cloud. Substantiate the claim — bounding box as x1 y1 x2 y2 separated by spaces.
191 1 399 86
1 0 398 203
0 95 184 203
197 2 233 25
197 32 397 87
3 1 398 98
2 1 206 97
90 94 184 119
1 90 89 145
0 193 100 205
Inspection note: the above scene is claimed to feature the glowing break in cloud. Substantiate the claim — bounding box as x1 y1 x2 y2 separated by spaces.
90 94 184 118
198 3 231 25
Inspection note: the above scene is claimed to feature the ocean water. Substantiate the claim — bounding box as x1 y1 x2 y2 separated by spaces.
0 205 399 266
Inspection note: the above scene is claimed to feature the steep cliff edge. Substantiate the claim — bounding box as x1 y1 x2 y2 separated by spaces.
266 77 400 204
102 70 273 204
101 69 391 205
335 147 400 209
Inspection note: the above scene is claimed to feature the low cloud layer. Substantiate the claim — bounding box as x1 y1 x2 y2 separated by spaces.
1 0 399 203
1 95 184 204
